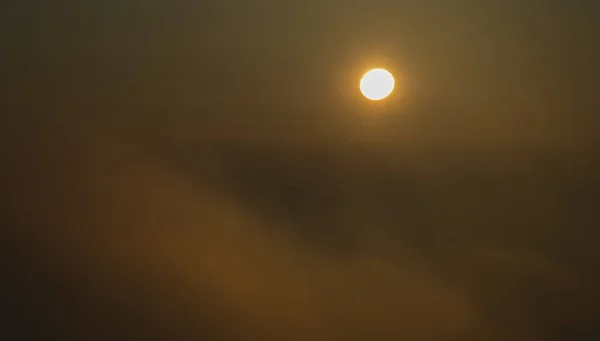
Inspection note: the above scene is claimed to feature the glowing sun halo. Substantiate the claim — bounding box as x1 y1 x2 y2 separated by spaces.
360 68 395 101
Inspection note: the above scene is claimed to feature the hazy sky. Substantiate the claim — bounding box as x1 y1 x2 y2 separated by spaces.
2 1 599 340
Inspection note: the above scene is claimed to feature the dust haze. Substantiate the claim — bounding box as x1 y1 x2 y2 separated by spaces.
2 1 599 340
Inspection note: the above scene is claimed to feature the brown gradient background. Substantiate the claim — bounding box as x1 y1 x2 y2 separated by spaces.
1 1 599 340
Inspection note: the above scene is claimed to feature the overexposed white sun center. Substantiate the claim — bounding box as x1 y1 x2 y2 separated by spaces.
360 68 395 101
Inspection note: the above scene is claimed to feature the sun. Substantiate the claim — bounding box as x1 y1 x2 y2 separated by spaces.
360 68 395 101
